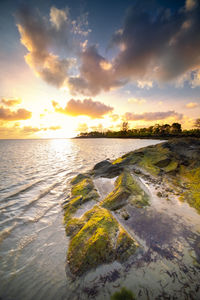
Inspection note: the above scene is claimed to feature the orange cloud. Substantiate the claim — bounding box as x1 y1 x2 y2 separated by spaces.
52 98 113 118
186 102 198 108
1 98 21 106
16 6 71 88
0 106 32 121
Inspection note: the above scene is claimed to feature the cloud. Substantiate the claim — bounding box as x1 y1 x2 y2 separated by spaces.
186 102 198 108
48 125 61 130
50 6 68 30
128 97 146 104
110 114 120 122
16 5 73 88
52 98 113 118
68 46 125 96
1 98 21 106
137 80 153 89
22 125 61 134
185 0 197 11
16 1 200 97
0 106 32 121
124 110 183 121
111 0 200 85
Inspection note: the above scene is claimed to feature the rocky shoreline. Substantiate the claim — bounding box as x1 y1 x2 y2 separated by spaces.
63 138 200 299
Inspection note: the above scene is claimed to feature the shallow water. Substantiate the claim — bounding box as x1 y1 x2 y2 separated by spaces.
0 138 162 300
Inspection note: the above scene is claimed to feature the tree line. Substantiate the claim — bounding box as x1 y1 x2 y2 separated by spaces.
77 119 200 139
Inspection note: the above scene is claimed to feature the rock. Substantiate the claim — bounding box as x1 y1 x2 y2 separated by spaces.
70 173 90 185
133 169 141 175
121 210 130 220
155 158 172 168
67 206 138 276
157 192 162 197
93 160 123 178
101 171 149 210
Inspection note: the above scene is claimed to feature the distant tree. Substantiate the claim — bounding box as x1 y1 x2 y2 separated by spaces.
194 118 200 129
170 123 182 134
121 121 129 132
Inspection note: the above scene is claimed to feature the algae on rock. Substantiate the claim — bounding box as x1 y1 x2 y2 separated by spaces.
101 170 149 210
64 176 99 225
67 206 138 276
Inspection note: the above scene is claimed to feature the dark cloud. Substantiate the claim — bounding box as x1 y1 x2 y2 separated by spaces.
0 106 32 121
52 98 113 118
124 110 183 121
68 1 200 95
68 46 125 96
1 98 21 106
112 0 200 83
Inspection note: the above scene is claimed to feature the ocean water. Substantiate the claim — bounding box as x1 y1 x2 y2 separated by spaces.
0 138 163 300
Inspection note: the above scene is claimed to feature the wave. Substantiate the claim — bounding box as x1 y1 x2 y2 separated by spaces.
0 179 44 204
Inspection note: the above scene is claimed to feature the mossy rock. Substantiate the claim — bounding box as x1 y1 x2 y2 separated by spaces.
71 177 94 197
101 171 149 210
65 217 86 237
111 287 135 300
116 228 138 261
71 177 99 204
70 173 90 185
67 206 118 275
63 195 82 223
64 177 99 224
67 206 138 276
179 166 200 213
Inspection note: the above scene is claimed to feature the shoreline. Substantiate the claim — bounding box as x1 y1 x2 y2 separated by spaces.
63 137 200 299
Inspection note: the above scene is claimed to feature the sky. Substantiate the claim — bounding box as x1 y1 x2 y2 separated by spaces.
0 0 200 138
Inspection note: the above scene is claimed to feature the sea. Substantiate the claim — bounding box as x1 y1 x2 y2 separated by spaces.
0 138 164 300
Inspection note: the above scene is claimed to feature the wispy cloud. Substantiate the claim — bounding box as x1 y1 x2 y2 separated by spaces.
1 98 21 106
128 97 146 105
124 110 183 121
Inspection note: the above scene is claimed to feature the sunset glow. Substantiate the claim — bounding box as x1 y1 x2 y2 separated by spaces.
0 0 200 138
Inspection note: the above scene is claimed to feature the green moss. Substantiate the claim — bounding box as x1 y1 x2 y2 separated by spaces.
65 217 86 237
116 228 138 261
179 166 200 213
63 195 82 223
64 177 99 228
71 178 94 197
101 171 149 210
163 160 178 172
138 145 169 176
67 205 138 276
67 206 118 275
112 157 124 165
111 287 135 300
112 151 143 166
70 173 90 185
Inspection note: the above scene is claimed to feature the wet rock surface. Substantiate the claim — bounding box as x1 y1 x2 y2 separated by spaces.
63 138 200 299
